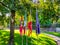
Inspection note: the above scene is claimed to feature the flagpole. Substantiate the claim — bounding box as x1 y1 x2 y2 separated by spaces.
19 16 23 45
22 16 24 45
30 8 32 45
26 26 28 45
36 0 40 45
25 9 28 45
23 9 25 45
36 33 38 45
25 24 28 45
26 29 28 45
22 35 23 45
21 16 24 45
36 7 38 45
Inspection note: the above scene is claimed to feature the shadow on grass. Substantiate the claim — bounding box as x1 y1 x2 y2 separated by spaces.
45 32 60 37
31 36 56 45
0 30 9 45
0 30 34 45
14 33 33 45
38 37 56 45
0 30 56 45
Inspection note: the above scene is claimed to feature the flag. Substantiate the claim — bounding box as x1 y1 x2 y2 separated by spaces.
24 10 27 34
33 0 38 3
36 8 40 34
19 16 24 36
27 11 32 36
20 16 24 21
19 24 23 36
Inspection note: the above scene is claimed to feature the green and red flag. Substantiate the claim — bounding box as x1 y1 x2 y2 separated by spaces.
24 10 27 35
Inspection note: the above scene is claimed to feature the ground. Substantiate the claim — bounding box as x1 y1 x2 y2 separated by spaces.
0 30 56 45
45 32 60 45
45 32 60 37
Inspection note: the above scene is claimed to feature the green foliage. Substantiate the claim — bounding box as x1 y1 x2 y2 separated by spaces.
0 12 10 27
0 0 60 27
57 18 60 23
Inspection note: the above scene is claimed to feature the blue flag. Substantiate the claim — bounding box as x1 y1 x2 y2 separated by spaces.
36 8 40 34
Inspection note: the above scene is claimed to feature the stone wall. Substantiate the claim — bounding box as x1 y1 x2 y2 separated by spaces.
40 28 60 32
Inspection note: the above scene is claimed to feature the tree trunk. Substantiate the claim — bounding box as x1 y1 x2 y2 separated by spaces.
8 10 15 45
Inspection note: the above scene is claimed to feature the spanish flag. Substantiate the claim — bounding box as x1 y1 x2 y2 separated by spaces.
27 13 32 36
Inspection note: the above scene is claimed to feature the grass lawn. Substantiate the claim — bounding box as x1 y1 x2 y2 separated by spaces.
0 30 56 45
45 32 60 37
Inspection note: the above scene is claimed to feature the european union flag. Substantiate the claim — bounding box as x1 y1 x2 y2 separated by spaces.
36 8 40 34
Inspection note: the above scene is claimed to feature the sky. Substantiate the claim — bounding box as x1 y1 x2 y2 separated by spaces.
0 12 10 17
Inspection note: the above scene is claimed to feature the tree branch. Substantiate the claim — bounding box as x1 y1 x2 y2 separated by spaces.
0 2 10 10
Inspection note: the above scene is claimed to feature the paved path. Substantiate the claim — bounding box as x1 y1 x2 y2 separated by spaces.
45 34 60 45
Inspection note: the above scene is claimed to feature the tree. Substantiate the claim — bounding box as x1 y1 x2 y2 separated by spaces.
0 0 60 44
0 0 19 45
0 0 33 45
